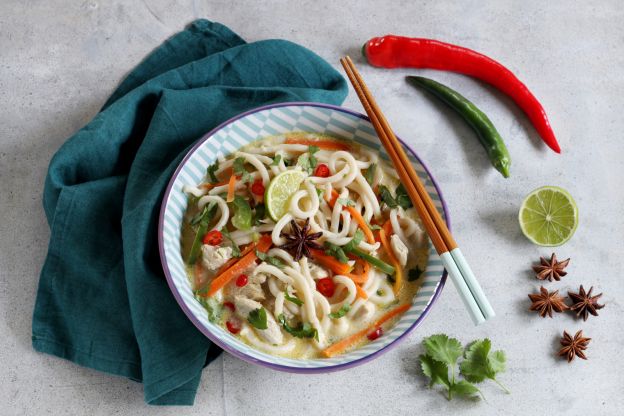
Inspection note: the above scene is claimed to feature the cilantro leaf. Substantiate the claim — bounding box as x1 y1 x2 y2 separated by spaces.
229 195 252 230
232 157 246 176
221 228 241 257
284 290 304 306
423 334 463 367
379 185 398 208
343 229 364 252
283 158 293 167
337 198 356 207
270 154 282 166
328 304 350 319
449 380 481 400
277 314 318 340
247 308 268 330
364 163 376 185
256 250 287 269
395 184 413 209
460 339 509 393
408 266 423 282
196 295 222 323
187 202 218 264
206 160 220 183
323 241 349 264
365 220 381 231
315 188 324 198
253 203 266 226
308 145 320 168
419 354 450 389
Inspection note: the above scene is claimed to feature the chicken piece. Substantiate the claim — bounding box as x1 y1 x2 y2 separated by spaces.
309 263 329 280
353 301 375 322
231 272 266 301
390 234 408 267
201 245 232 271
234 296 283 345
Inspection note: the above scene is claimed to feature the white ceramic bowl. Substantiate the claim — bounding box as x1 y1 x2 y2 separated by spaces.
159 102 449 373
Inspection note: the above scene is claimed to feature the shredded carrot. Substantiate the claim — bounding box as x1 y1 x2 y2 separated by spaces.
213 243 254 276
321 303 411 357
379 229 402 295
226 175 237 202
382 220 393 237
355 284 368 299
200 180 228 190
309 249 353 275
345 258 370 284
285 137 350 151
326 189 375 244
206 235 272 296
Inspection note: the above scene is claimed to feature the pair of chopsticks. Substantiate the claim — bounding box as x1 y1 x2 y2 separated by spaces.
340 56 494 325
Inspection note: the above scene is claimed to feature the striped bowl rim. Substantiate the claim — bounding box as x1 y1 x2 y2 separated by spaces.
158 102 449 373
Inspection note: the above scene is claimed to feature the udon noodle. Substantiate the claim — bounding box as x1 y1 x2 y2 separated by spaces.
181 133 427 358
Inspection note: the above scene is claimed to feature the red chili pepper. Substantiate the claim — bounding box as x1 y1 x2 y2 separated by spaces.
223 301 235 312
363 35 561 153
202 229 223 246
235 274 248 287
367 326 383 341
314 163 330 177
316 277 335 297
226 320 240 334
251 179 265 196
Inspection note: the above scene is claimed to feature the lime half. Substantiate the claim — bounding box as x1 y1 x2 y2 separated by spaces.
265 170 306 221
519 186 578 246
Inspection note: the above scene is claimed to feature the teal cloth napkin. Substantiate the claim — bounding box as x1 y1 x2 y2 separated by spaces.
32 19 347 405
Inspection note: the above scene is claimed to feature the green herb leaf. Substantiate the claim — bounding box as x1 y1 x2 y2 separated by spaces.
232 157 246 177
423 334 463 368
460 339 508 394
379 185 398 208
328 304 350 319
337 197 356 207
277 314 318 340
283 158 293 167
315 188 324 198
253 203 266 226
296 154 312 174
284 290 304 306
247 308 268 330
230 195 252 230
221 228 241 257
376 289 385 296
308 145 320 169
364 163 377 185
189 201 215 226
187 202 218 264
206 160 220 183
324 241 349 264
343 229 364 252
256 250 287 269
366 220 381 231
270 154 282 166
449 380 481 399
196 295 222 323
395 184 413 209
419 354 450 389
408 266 423 282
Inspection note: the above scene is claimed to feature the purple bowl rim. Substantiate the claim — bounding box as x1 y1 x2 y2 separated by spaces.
158 101 450 374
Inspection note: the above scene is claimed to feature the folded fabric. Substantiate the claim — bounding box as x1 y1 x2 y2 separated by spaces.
32 19 347 405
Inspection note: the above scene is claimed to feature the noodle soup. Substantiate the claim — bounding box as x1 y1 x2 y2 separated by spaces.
181 133 426 358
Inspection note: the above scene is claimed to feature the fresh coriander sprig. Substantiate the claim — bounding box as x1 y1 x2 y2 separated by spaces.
419 334 508 401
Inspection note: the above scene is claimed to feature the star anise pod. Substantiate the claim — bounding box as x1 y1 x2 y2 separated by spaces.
532 253 570 281
279 218 322 261
568 285 604 321
558 330 591 362
528 286 568 318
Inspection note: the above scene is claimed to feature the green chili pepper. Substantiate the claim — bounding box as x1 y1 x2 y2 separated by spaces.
406 76 511 178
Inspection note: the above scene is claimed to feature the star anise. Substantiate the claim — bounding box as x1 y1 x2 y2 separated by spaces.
528 286 568 318
558 330 591 362
568 285 604 321
532 253 570 281
279 218 322 261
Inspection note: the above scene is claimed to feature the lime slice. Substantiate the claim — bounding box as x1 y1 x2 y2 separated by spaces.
519 186 578 246
265 170 306 221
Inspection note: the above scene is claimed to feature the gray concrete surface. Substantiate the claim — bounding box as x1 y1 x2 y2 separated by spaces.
1 1 623 415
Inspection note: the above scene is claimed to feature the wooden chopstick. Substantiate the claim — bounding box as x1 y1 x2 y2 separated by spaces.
340 56 495 324
341 56 456 254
